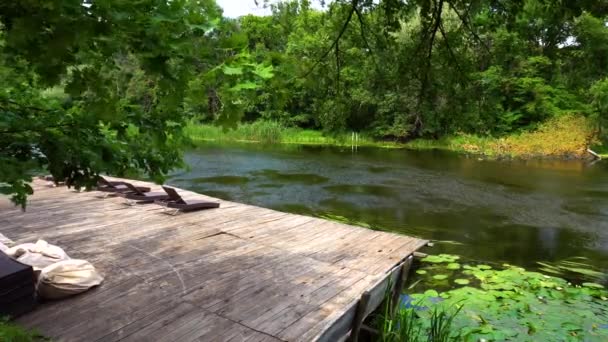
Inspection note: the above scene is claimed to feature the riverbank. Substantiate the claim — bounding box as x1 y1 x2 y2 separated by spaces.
185 115 598 159
184 121 403 148
409 115 597 159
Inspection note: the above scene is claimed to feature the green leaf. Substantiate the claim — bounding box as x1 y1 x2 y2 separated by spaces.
433 274 448 280
230 81 259 91
151 14 180 24
253 64 274 79
421 254 460 263
222 65 244 75
424 289 439 297
455 278 470 285
186 17 218 33
125 123 139 138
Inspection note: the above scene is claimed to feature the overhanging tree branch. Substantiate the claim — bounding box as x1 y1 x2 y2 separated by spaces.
446 0 491 54
301 0 357 79
438 20 465 77
0 99 60 114
0 123 74 135
353 5 380 71
335 39 341 93
413 0 444 136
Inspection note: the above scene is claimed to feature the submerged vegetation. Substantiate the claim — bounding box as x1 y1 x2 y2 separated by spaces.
377 255 608 341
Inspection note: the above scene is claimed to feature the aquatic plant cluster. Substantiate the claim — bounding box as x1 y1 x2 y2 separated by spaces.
377 254 608 341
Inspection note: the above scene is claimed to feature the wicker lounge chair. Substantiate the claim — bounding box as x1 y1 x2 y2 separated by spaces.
155 186 220 214
97 177 151 194
118 182 169 203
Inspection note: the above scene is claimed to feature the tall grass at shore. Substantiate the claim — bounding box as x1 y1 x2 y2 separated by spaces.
405 115 596 159
185 115 597 159
184 121 402 147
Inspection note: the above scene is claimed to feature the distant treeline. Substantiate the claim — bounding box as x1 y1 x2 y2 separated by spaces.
189 0 608 142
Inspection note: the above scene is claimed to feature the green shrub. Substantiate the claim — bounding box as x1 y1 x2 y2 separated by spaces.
492 114 595 158
0 318 46 342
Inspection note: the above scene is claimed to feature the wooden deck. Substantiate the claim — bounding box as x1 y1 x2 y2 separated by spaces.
0 178 427 342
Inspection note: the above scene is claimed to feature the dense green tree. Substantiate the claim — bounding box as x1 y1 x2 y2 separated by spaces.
234 0 608 140
591 78 608 137
0 0 224 207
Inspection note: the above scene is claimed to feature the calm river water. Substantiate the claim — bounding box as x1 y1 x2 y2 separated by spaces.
168 143 608 276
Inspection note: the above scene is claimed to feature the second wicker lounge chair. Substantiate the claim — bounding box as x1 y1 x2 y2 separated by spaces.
156 186 220 213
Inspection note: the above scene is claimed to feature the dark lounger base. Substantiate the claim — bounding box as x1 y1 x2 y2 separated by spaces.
0 252 36 317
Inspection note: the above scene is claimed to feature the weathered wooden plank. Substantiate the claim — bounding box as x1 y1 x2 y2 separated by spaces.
278 275 379 341
41 275 188 341
226 260 358 334
96 300 199 342
249 266 358 335
17 262 138 329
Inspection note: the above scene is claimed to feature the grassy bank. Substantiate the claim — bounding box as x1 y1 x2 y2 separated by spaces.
406 115 597 159
184 121 402 148
185 115 599 159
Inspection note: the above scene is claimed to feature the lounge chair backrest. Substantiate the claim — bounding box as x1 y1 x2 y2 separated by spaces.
162 186 185 204
122 182 144 195
98 176 127 188
98 176 111 186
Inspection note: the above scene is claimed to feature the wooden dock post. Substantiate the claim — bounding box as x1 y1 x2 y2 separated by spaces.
390 255 413 317
348 255 414 342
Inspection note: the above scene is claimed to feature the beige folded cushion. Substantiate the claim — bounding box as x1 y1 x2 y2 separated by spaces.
37 259 104 299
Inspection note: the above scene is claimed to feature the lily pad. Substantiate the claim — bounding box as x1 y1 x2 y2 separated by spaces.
386 262 608 340
416 269 427 275
421 254 460 264
447 262 461 270
424 289 439 297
